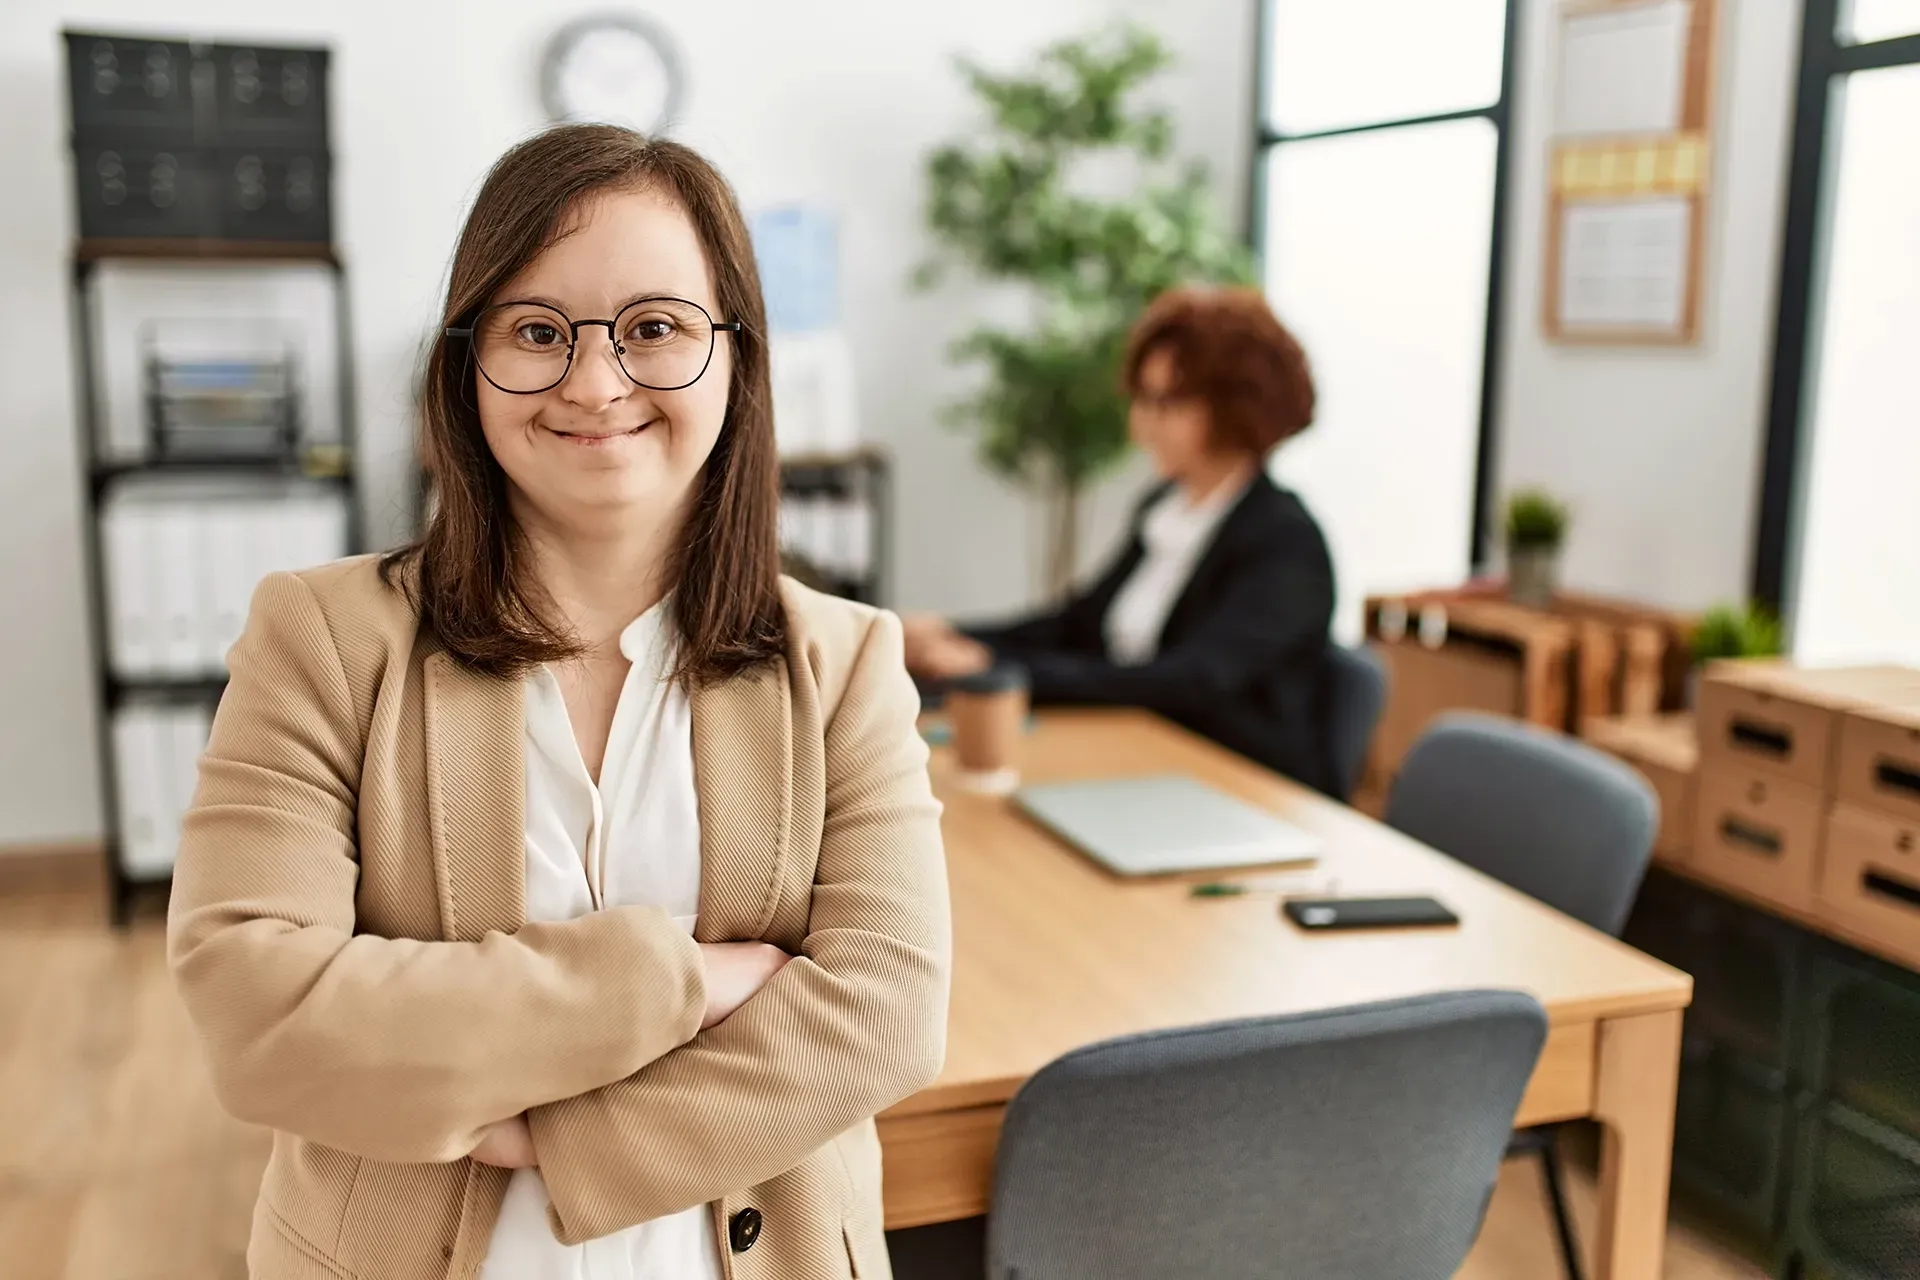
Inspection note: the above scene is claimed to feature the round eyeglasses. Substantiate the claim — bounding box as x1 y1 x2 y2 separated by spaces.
444 296 743 394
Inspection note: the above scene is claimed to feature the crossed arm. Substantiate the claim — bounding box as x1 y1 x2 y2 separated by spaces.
169 577 950 1233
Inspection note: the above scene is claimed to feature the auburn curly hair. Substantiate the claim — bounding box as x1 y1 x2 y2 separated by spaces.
1120 286 1316 455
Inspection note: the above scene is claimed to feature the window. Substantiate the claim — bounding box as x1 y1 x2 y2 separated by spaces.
1842 0 1920 43
1756 1 1920 665
1254 0 1517 638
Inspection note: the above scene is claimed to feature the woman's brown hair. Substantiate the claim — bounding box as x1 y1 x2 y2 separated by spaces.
383 125 784 684
1120 285 1316 455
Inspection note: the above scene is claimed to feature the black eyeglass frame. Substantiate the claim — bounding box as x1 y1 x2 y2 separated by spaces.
443 295 744 394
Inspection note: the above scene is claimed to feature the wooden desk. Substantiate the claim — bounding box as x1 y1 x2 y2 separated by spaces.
880 710 1693 1280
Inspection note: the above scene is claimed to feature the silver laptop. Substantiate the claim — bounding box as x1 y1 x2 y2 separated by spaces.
1014 773 1322 876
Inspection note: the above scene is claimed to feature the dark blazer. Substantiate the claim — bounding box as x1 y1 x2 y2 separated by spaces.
963 472 1337 795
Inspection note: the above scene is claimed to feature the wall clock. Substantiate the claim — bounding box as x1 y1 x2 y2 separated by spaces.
540 13 684 135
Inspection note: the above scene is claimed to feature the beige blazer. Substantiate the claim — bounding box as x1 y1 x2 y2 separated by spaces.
168 556 951 1280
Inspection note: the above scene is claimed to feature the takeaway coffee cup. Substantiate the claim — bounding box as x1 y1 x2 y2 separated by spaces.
946 663 1028 793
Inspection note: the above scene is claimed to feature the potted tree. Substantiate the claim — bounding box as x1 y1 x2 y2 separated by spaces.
915 25 1251 600
1504 488 1570 608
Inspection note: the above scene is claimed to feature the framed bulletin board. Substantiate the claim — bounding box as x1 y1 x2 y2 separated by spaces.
1543 0 1720 344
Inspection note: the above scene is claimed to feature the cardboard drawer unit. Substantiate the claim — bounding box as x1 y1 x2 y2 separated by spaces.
1693 765 1825 913
1586 713 1698 861
1696 663 1919 792
1836 700 1920 828
1820 804 1920 970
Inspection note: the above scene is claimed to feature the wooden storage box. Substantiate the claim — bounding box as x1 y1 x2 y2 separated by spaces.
1696 663 1918 791
1364 593 1574 780
1552 590 1698 715
1819 803 1920 969
1585 714 1697 861
1693 763 1825 913
1836 698 1920 828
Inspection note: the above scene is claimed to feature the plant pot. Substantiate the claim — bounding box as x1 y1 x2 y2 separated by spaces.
1507 544 1560 608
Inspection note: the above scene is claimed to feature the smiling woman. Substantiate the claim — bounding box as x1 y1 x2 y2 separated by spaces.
166 125 950 1280
404 130 786 682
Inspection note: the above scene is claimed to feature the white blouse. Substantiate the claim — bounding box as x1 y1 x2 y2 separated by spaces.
1102 477 1248 665
479 600 725 1280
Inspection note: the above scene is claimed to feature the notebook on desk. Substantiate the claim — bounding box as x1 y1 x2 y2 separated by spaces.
1014 774 1322 877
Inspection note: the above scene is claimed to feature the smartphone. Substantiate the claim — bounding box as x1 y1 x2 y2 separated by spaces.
1282 896 1460 930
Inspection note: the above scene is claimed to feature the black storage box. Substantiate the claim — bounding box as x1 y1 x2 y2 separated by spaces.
208 43 330 147
71 140 209 240
65 29 331 245
210 147 330 241
65 32 198 143
1791 1100 1920 1280
1673 1036 1797 1239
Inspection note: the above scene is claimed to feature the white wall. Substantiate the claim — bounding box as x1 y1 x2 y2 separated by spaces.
0 0 1252 845
1494 0 1802 611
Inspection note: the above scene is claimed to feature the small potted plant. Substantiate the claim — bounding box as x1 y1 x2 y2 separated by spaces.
1504 488 1570 608
1689 601 1785 703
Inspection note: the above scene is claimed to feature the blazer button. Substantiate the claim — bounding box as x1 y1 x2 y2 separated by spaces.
729 1207 763 1253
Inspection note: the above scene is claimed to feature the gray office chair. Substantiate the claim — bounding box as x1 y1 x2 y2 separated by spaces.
1385 712 1660 1280
1323 643 1388 801
986 990 1549 1280
1385 713 1658 935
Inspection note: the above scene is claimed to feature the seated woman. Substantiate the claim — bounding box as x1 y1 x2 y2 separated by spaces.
904 285 1337 794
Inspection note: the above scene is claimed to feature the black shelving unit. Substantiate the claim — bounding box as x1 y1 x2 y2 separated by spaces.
63 30 355 926
71 247 361 928
1624 868 1920 1276
778 446 892 607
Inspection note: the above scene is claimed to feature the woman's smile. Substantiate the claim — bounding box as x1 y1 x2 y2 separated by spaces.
539 418 660 446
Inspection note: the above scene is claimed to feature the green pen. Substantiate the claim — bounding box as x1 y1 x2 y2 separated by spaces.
1189 882 1248 898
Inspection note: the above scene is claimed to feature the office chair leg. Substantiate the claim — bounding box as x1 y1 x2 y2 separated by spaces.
1536 1134 1585 1280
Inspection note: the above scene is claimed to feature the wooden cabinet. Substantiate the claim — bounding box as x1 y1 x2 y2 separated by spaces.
1362 586 1696 794
1363 593 1572 786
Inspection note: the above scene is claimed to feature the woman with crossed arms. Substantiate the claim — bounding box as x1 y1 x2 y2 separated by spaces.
170 125 949 1279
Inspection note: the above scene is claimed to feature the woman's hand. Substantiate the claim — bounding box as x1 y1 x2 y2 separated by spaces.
917 635 992 681
697 942 792 1029
899 613 956 674
470 1114 538 1169
902 612 992 679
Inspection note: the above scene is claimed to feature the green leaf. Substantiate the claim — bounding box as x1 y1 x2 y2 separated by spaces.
1504 488 1571 549
915 21 1251 499
1691 603 1785 665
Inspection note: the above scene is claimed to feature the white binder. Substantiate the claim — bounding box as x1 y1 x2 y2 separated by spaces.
102 500 160 676
254 496 299 579
153 505 202 674
169 704 212 845
201 503 253 671
289 493 348 570
111 707 169 877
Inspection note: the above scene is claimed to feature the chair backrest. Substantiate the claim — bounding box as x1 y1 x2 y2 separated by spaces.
987 990 1549 1280
1385 712 1658 936
1323 643 1388 800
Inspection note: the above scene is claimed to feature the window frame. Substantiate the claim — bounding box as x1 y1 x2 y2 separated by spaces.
1248 0 1522 570
1753 0 1920 609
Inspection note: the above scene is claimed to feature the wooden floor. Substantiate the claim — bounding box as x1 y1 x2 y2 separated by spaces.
0 872 1767 1280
